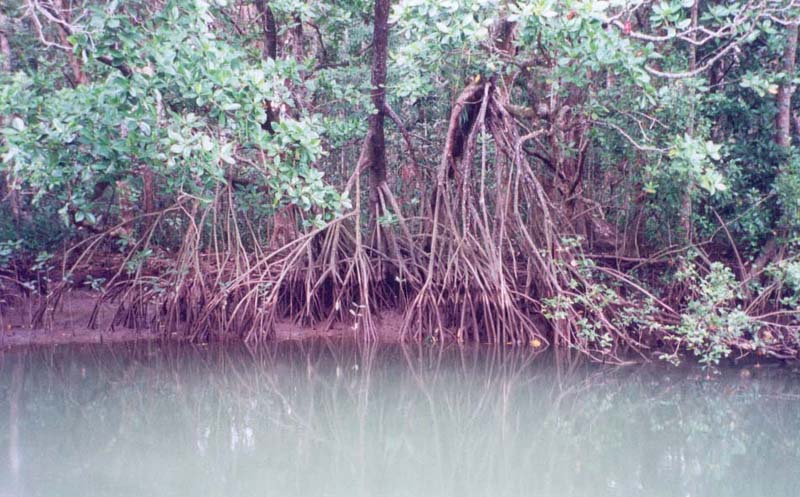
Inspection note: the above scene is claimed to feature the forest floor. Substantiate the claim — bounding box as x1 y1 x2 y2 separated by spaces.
0 290 404 348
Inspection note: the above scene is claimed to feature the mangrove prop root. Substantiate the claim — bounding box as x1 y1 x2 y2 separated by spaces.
19 83 799 364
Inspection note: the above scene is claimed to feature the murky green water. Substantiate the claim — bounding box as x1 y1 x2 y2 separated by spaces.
0 341 798 497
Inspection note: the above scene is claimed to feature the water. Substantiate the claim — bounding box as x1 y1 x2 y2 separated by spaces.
0 341 798 497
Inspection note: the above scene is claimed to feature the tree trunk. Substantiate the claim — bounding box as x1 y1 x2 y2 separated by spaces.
366 0 390 219
290 13 309 112
254 0 278 60
252 2 297 248
0 12 21 225
680 0 699 242
255 0 279 131
775 20 798 149
51 0 87 85
0 13 10 73
751 20 797 275
141 167 155 214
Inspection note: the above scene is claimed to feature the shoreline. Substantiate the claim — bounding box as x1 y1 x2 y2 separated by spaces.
0 290 406 349
2 291 798 371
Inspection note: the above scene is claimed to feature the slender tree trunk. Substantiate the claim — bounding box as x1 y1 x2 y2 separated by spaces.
752 20 797 273
140 91 158 218
366 0 390 219
793 110 800 139
51 0 87 85
254 0 277 60
252 1 295 249
255 0 279 131
0 12 21 225
141 168 155 214
680 0 699 241
776 20 798 149
290 13 309 112
0 13 9 73
292 13 304 62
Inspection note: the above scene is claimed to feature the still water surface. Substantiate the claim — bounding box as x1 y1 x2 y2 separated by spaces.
0 341 799 497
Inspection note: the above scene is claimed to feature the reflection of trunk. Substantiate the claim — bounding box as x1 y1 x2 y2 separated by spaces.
8 358 24 487
775 21 798 149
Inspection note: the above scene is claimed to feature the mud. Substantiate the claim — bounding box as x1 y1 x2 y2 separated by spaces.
0 290 404 348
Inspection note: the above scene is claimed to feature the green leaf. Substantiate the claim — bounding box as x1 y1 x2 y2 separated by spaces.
11 117 25 131
138 122 152 136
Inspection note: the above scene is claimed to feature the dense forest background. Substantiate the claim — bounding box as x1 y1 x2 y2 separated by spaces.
1 0 799 364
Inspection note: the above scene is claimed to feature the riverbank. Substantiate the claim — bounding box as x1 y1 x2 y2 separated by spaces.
0 290 404 348
3 288 799 370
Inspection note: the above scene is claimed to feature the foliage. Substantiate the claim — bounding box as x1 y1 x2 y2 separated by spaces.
1 0 799 363
669 261 753 365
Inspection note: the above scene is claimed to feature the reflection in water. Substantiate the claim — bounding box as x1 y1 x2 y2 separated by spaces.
0 341 798 497
2 358 22 497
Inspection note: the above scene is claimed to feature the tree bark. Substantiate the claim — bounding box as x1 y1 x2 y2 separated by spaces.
290 13 309 112
0 11 21 225
775 20 798 149
50 0 87 85
0 12 10 73
255 0 279 132
366 0 390 219
680 0 700 241
751 20 797 274
254 0 277 60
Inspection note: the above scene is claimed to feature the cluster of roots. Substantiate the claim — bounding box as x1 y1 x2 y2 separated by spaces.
23 80 800 364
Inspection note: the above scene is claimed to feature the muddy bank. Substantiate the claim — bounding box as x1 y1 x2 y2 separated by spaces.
0 290 403 348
